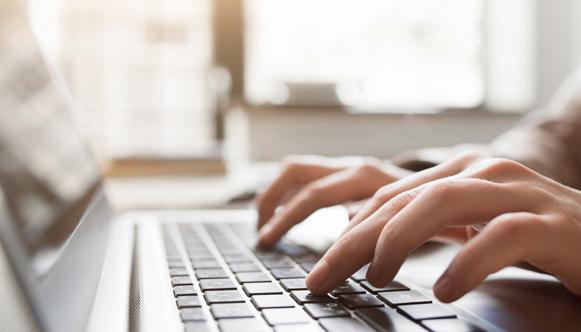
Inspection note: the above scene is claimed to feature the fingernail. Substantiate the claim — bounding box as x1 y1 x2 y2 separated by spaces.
434 273 453 301
257 224 273 245
258 223 271 238
306 259 330 293
366 260 382 284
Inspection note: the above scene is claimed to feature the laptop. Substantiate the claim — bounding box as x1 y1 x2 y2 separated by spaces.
1 2 581 332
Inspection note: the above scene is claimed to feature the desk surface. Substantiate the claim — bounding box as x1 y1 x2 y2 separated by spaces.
104 162 277 212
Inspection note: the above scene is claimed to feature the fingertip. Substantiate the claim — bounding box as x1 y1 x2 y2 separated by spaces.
257 237 275 249
257 226 274 247
366 262 382 286
433 273 461 303
306 259 331 294
434 288 461 303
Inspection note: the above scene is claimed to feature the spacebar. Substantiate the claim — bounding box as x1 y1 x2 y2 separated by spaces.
355 307 426 332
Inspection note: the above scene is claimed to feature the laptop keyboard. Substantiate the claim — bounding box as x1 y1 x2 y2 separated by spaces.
161 222 483 332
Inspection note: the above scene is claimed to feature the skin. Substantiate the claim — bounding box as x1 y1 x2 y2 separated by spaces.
256 152 581 303
256 155 412 246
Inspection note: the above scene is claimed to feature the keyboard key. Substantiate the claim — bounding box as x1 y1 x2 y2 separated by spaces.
218 247 241 255
229 262 261 273
280 278 308 291
185 247 208 254
263 308 310 325
377 290 431 306
275 324 324 332
271 267 307 279
255 250 285 260
168 261 185 268
251 295 295 309
187 248 211 255
174 285 197 297
169 268 188 277
292 254 320 263
331 280 366 296
304 303 350 319
192 260 222 269
319 317 373 332
223 253 253 263
262 257 296 269
237 272 271 283
398 303 456 320
171 276 193 286
291 291 334 304
191 256 216 264
356 307 425 332
165 254 182 261
177 296 202 308
350 265 369 281
195 268 228 279
299 262 317 272
189 252 214 260
243 282 283 296
338 294 384 309
180 308 206 321
211 303 255 319
360 281 409 294
204 290 245 304
199 278 236 291
276 243 308 257
422 318 483 332
219 318 269 332
184 322 211 332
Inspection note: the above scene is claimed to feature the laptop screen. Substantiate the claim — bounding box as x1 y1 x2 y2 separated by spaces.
0 2 101 275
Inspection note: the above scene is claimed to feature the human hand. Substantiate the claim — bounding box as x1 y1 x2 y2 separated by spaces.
256 155 412 247
306 152 581 302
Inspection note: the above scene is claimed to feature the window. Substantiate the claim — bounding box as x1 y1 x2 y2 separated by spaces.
28 0 214 158
245 0 484 110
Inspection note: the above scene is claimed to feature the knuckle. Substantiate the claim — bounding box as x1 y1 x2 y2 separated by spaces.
356 158 382 172
373 185 396 203
455 151 484 165
490 215 532 240
281 158 297 170
484 158 527 175
281 155 305 169
423 180 459 202
388 189 418 211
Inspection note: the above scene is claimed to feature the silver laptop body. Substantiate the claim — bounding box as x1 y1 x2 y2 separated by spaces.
0 2 580 332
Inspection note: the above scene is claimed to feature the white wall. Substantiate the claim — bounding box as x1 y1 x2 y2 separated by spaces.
536 0 581 106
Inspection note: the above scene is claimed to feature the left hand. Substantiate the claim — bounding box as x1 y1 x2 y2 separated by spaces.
306 152 581 302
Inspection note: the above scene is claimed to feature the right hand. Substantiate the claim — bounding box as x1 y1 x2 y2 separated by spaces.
256 155 412 247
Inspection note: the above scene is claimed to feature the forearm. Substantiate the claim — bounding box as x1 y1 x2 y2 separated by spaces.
392 68 581 189
489 116 581 189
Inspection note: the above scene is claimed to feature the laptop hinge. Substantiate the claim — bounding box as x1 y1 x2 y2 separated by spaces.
128 225 142 332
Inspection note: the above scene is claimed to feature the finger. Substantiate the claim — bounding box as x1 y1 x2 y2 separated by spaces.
367 178 533 287
256 161 341 229
431 227 474 244
344 151 482 236
305 225 377 294
434 212 543 302
306 187 422 294
258 166 387 247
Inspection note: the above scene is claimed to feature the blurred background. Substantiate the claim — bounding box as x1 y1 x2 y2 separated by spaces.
24 0 581 166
